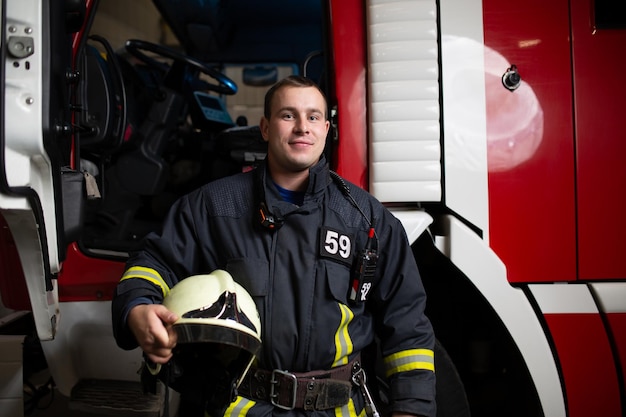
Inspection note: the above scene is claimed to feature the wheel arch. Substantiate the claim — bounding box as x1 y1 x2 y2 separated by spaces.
410 213 566 417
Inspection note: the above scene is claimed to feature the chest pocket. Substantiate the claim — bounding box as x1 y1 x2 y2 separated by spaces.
325 261 351 305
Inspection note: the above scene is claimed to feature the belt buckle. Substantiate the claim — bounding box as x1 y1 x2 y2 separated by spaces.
270 369 297 410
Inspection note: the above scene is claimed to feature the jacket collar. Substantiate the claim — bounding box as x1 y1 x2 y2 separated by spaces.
305 156 332 196
256 156 332 208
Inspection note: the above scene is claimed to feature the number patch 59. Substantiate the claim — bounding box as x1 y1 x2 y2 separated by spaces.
319 227 354 266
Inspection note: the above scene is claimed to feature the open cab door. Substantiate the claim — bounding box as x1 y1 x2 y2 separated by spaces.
0 0 84 341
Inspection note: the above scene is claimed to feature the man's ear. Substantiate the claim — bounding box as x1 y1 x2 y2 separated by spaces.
260 117 270 142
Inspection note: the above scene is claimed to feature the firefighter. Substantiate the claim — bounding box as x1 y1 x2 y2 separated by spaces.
111 75 436 417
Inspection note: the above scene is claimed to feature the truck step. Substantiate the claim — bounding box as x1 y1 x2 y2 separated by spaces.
70 379 163 416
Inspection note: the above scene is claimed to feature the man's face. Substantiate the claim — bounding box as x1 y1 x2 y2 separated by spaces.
260 86 330 176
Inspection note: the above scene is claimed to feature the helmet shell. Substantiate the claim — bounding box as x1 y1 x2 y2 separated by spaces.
161 270 262 407
163 270 261 355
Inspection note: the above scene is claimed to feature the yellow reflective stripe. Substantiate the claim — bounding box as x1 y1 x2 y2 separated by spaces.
120 266 171 298
334 397 365 417
223 396 255 417
384 348 435 377
332 303 355 367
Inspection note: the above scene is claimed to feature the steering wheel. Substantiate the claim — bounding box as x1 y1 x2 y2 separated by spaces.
124 39 238 95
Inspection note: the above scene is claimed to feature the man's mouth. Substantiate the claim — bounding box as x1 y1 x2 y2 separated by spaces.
290 139 313 146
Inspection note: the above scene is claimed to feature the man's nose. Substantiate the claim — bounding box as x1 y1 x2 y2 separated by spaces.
294 117 309 133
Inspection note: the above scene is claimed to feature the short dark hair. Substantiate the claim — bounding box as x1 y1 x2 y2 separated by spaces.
263 75 328 120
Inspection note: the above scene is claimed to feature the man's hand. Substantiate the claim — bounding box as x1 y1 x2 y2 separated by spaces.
127 304 179 364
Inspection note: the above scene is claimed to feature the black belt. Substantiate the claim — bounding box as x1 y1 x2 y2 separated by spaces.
238 355 360 410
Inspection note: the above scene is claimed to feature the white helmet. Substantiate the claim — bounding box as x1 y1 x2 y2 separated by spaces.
161 270 262 408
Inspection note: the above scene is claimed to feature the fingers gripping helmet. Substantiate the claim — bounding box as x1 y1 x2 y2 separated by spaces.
162 270 261 408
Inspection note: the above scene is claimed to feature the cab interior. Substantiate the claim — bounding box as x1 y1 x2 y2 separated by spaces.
75 0 329 254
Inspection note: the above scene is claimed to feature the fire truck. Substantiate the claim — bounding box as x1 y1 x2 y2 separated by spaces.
1 0 624 416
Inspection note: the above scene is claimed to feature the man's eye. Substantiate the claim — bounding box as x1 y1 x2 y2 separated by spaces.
282 113 294 119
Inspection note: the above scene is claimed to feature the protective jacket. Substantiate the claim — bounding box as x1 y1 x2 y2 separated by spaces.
112 157 436 417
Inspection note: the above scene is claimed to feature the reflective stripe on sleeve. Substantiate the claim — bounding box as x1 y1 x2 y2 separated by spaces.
332 303 355 367
120 266 171 298
223 396 256 417
384 348 435 377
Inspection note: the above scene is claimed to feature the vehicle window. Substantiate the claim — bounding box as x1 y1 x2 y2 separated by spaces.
222 64 297 126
